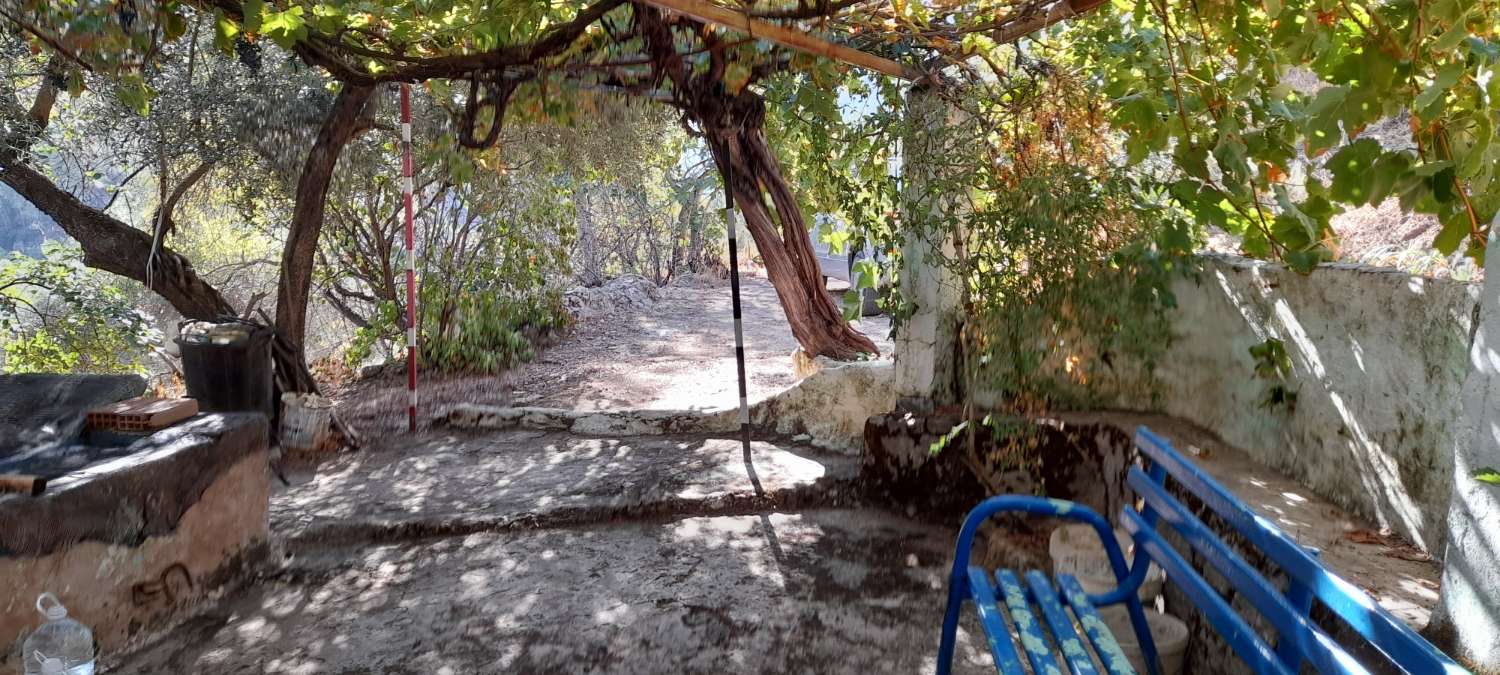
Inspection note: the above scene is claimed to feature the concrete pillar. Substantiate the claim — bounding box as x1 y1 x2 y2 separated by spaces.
1430 234 1500 673
893 84 965 409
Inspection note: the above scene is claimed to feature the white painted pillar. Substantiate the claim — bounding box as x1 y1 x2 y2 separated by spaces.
893 84 965 409
1431 232 1500 672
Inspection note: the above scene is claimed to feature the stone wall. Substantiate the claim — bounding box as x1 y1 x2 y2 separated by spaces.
1131 256 1476 553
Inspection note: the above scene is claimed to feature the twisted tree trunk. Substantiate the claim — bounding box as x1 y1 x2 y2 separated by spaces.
274 82 376 362
696 91 877 360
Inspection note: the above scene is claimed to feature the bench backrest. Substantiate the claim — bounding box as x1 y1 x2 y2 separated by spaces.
1125 426 1465 675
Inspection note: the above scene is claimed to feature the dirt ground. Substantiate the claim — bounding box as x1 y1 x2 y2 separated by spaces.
334 273 892 435
108 430 1000 675
104 274 1446 674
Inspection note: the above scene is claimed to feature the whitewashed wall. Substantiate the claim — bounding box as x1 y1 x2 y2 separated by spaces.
1145 256 1477 553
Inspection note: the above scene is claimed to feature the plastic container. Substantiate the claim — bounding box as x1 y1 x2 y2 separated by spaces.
280 392 333 451
175 321 274 420
1051 523 1165 619
21 593 95 675
1102 609 1189 675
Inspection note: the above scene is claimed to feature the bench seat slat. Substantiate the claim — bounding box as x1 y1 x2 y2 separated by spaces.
1025 570 1102 675
1057 575 1137 675
1133 428 1464 674
968 565 1027 675
1120 508 1294 675
1127 467 1371 675
996 569 1064 675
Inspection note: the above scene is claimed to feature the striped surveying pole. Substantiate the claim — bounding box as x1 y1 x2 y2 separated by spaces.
400 84 418 433
723 164 754 477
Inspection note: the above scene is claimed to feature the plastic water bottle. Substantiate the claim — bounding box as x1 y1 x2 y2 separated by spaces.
21 593 95 675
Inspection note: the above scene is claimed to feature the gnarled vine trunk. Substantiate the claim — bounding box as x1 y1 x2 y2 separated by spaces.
695 92 877 360
274 82 376 363
632 6 876 361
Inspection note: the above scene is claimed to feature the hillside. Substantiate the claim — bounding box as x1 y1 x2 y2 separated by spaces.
0 184 62 256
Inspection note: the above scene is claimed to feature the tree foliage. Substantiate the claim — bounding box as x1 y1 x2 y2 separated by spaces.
0 242 158 374
1056 0 1500 268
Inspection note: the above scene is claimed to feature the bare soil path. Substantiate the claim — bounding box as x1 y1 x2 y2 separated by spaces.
334 274 891 435
510 274 892 411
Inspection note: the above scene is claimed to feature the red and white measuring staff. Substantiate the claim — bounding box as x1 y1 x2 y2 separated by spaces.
400 83 418 433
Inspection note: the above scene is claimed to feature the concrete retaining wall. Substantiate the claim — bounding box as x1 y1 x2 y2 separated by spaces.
1 415 270 668
1141 256 1476 553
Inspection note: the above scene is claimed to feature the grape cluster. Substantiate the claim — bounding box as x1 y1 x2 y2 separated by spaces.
116 3 137 32
235 35 262 74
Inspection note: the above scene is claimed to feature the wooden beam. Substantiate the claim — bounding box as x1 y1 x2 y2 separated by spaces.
989 0 1109 44
636 0 920 80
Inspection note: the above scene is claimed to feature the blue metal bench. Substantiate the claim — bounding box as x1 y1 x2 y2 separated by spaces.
937 426 1467 675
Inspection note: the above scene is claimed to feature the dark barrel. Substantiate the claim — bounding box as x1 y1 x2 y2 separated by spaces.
174 323 274 421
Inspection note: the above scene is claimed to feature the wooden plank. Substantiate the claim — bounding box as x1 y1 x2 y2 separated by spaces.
996 569 1064 675
1025 570 1101 675
1058 574 1138 675
967 566 1028 674
637 0 920 80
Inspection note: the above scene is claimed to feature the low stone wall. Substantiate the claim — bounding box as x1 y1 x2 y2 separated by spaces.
449 360 895 453
1141 257 1476 554
0 415 270 668
956 255 1474 552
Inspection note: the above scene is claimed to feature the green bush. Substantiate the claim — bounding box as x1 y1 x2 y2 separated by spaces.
346 289 569 375
0 244 157 375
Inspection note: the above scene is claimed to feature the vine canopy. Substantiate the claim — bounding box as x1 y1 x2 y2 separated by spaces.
8 0 1499 270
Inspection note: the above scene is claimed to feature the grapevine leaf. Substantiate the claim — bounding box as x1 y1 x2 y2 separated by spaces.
1415 62 1464 121
241 0 264 33
1327 139 1382 205
1474 467 1500 486
1433 208 1470 254
214 11 238 53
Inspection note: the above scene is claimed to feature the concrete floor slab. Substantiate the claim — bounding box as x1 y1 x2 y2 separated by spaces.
109 509 999 675
271 432 862 547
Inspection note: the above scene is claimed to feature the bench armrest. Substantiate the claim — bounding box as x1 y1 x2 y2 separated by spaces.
945 496 1144 604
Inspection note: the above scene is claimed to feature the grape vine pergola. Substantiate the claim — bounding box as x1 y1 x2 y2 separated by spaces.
4 0 1105 367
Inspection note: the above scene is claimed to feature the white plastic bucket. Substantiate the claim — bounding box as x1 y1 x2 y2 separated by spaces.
1051 523 1165 622
1102 609 1189 675
280 392 332 451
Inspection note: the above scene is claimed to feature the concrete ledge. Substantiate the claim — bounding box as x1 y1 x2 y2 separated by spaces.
1 445 270 667
0 414 269 557
446 360 895 453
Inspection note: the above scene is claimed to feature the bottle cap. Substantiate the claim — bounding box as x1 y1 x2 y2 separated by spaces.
35 593 67 621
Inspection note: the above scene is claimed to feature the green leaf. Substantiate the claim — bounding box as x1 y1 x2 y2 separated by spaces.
214 10 238 53
114 78 154 116
261 7 306 47
164 12 189 41
241 0 264 33
1475 467 1500 486
1283 249 1324 272
723 62 751 94
1415 62 1464 121
64 70 84 98
853 259 880 291
1433 208 1470 254
1327 139 1382 205
841 289 862 321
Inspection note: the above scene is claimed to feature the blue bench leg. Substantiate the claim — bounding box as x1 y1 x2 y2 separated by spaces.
937 572 967 675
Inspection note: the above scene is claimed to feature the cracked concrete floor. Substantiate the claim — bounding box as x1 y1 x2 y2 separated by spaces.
108 431 996 674
110 510 1000 675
